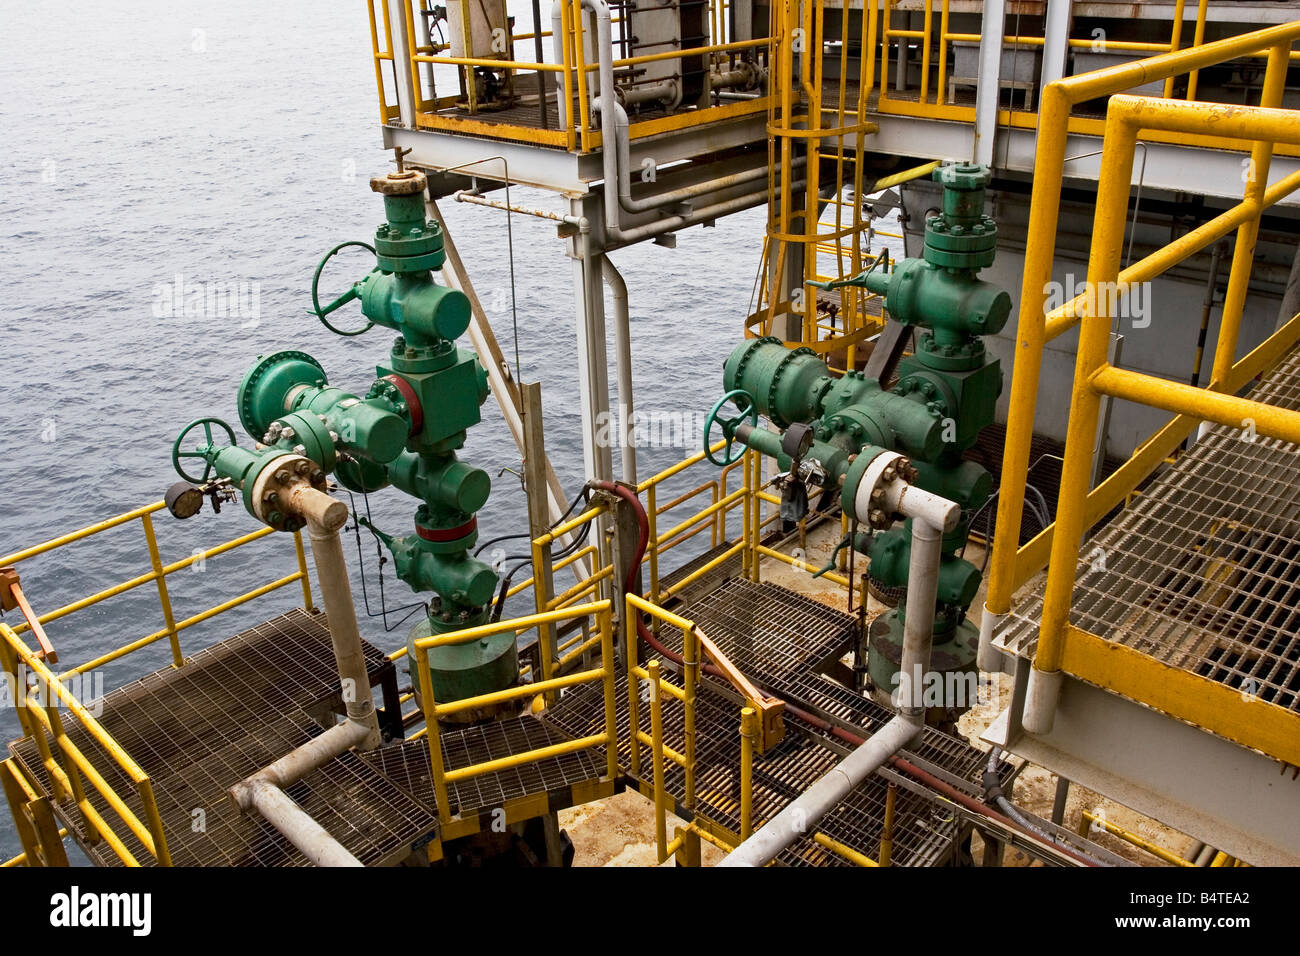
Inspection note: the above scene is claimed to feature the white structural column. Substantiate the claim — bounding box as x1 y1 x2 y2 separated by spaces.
972 0 1008 166
569 194 616 488
1040 0 1073 92
387 0 417 127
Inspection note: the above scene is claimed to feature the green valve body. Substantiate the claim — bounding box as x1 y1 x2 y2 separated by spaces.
714 163 1008 721
174 168 514 710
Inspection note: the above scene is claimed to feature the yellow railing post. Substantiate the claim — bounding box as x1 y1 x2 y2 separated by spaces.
1035 105 1139 678
680 622 700 864
140 513 183 668
293 530 314 611
624 594 643 779
880 781 896 866
739 705 756 840
647 659 669 861
598 603 619 781
415 644 452 824
1209 42 1288 384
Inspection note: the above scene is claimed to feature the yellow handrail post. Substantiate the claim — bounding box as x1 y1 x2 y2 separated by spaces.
140 513 183 668
416 647 452 825
624 595 643 778
739 705 756 840
1185 0 1210 100
648 659 669 861
880 781 896 866
530 536 559 702
599 604 619 781
1209 43 1288 384
1162 0 1188 99
1035 106 1139 680
292 530 314 611
680 623 701 865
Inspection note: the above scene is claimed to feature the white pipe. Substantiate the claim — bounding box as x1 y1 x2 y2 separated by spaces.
718 714 921 867
245 779 364 867
899 516 943 718
227 487 382 866
600 254 637 485
230 718 374 810
977 605 1006 672
606 97 795 217
721 481 961 867
565 0 781 239
304 505 382 748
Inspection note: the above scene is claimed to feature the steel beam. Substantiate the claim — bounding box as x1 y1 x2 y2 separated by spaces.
984 661 1300 867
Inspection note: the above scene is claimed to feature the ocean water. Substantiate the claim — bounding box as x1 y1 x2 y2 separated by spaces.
0 1 770 860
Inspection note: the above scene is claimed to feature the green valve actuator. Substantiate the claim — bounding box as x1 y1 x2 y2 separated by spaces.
171 168 515 708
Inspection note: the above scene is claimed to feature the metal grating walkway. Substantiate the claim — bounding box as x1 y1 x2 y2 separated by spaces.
543 579 992 866
7 609 607 867
997 345 1300 714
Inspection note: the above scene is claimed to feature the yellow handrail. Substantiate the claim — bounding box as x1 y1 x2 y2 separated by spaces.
987 22 1300 617
989 29 1300 766
412 601 618 827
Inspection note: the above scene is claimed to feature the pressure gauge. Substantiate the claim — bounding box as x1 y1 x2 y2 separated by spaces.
165 481 205 520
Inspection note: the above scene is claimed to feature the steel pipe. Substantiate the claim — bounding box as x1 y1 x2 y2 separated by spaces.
601 254 637 485
718 714 921 867
244 779 364 867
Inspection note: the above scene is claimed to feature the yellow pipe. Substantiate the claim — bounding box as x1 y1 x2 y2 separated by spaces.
1162 0 1187 99
880 780 896 866
1079 810 1194 867
660 541 745 598
756 545 851 588
0 502 165 565
813 831 879 866
293 530 314 610
1185 0 1210 100
919 0 932 103
624 598 643 778
637 439 728 491
598 605 619 781
635 731 687 767
1210 47 1289 384
1092 366 1300 444
871 160 940 193
414 600 610 650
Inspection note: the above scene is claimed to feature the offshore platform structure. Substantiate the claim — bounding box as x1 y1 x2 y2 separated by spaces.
6 0 1300 871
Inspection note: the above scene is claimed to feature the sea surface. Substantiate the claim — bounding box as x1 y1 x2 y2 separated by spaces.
0 1 900 863
0 0 776 862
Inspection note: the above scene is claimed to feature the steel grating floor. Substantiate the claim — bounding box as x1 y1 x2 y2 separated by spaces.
363 718 607 820
7 609 608 866
997 344 1300 715
543 579 993 866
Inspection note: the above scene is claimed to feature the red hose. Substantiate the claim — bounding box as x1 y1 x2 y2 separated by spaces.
591 479 1097 867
